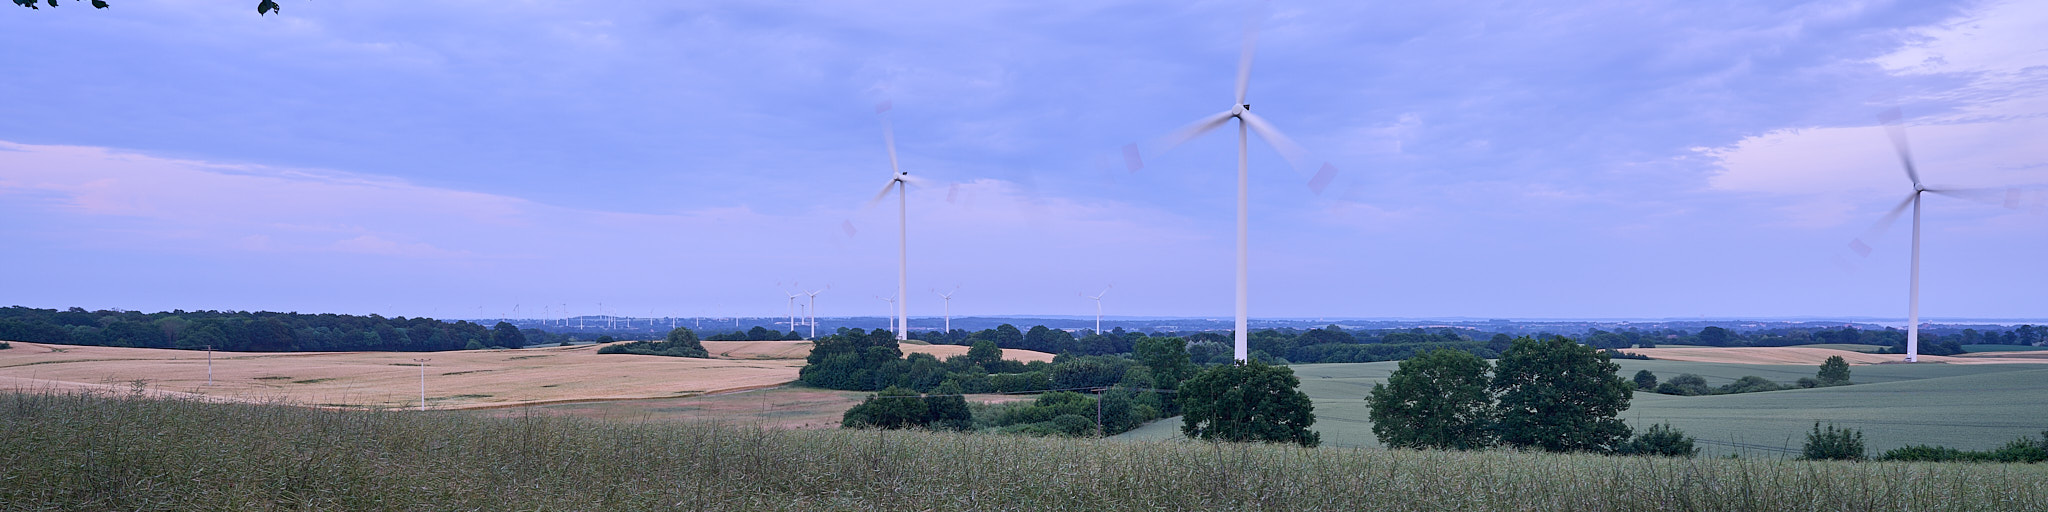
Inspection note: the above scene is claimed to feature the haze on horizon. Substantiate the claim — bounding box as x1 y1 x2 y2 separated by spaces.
3 0 2044 321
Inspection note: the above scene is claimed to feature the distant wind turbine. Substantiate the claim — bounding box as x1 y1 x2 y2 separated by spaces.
1846 108 2034 362
876 295 899 335
1083 285 1112 335
1124 11 1339 362
805 287 828 339
934 286 958 334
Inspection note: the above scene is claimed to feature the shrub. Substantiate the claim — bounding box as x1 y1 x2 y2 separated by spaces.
1880 432 2048 463
1802 422 1866 461
1617 422 1698 457
1655 374 1711 396
0 341 10 350
1716 376 1788 395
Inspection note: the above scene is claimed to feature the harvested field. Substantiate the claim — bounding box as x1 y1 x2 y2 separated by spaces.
1622 346 2040 365
0 341 801 410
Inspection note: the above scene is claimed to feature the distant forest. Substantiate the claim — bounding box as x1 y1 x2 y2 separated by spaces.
0 306 556 352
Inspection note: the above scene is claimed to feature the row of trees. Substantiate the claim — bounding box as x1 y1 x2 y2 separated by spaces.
596 328 710 358
1364 337 1645 453
911 323 1516 366
1633 356 1853 396
0 306 533 352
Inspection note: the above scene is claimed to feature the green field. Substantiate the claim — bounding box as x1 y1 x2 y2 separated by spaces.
7 390 2048 511
1121 360 2048 457
1963 344 2048 352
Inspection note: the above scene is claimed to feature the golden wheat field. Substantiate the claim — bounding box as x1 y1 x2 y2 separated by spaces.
0 339 1055 411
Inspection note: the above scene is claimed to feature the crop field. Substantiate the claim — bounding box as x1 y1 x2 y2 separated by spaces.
7 390 2047 511
0 341 804 410
1123 353 2048 457
0 339 1052 415
1619 346 2038 365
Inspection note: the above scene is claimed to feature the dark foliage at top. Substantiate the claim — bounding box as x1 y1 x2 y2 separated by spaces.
0 306 508 352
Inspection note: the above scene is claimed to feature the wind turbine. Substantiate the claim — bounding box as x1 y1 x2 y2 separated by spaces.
1125 12 1339 362
858 101 924 341
933 286 958 334
876 295 899 336
805 287 828 339
1847 108 2033 363
784 288 803 337
1083 285 1112 335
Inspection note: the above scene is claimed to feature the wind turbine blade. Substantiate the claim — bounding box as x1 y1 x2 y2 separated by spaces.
841 220 858 237
1235 12 1260 106
1240 110 1311 171
1158 110 1236 154
865 181 896 208
1848 192 1918 257
1878 108 1921 189
881 118 903 176
1926 186 2026 208
899 173 931 188
1306 162 1339 195
1122 143 1144 172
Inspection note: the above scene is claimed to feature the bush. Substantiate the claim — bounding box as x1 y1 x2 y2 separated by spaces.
1632 370 1656 391
1716 376 1787 395
1880 432 2048 463
1802 422 1866 461
1655 374 1711 396
1617 422 1698 457
0 341 10 350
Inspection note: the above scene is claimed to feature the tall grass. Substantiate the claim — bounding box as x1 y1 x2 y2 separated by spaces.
5 390 2047 511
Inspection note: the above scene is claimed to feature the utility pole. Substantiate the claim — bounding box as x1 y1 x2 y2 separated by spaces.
414 358 431 411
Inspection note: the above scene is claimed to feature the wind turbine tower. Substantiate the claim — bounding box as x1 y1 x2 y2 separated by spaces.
934 287 958 334
1084 285 1112 335
1125 13 1339 362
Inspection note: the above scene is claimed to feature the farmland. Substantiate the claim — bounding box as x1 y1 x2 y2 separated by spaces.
0 340 1050 412
7 390 2048 511
1123 349 2048 457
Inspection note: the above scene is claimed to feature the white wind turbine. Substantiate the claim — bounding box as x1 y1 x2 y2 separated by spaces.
1082 285 1112 335
933 286 958 334
1125 13 1339 362
876 295 899 335
858 101 925 341
784 288 803 336
1847 108 2035 363
805 287 828 339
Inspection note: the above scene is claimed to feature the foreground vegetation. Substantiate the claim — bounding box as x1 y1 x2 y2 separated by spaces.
7 391 2048 511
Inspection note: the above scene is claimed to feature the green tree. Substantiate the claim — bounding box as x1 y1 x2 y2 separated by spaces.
1491 336 1634 452
1366 349 1496 450
1133 336 1197 391
965 340 1003 368
1178 361 1319 447
1802 422 1866 461
1655 373 1711 396
921 382 973 431
490 322 527 349
1633 369 1657 391
1817 355 1852 386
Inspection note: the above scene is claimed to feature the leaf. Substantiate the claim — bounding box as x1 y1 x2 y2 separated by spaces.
90 0 107 8
257 0 277 15
46 0 56 7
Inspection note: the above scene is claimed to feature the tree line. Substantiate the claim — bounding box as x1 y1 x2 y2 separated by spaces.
0 306 536 352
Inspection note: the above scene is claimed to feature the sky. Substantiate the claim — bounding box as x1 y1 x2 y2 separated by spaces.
2 0 2044 321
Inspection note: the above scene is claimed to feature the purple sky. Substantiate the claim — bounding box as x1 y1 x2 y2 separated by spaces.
3 0 2044 321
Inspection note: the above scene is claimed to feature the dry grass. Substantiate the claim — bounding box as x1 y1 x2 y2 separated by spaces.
1624 346 2042 365
6 390 2047 511
0 341 800 410
700 339 1055 363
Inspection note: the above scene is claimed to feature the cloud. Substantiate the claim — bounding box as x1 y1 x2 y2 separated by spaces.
1699 0 2048 228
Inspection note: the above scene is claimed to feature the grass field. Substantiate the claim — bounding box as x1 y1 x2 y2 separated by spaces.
7 390 2047 511
1962 344 2048 352
1123 357 2048 457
